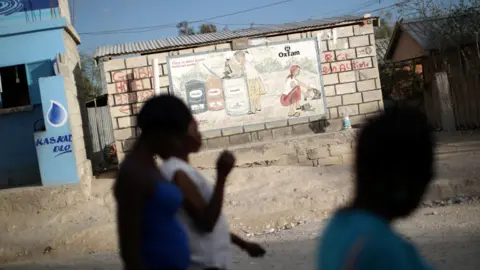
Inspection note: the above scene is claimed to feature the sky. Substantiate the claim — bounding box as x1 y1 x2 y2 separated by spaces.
73 0 399 54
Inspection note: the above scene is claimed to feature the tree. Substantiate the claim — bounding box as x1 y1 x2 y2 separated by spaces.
177 22 218 36
79 52 102 100
199 23 217 34
375 11 394 39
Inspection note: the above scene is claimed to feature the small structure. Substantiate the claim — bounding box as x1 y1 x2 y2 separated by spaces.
385 17 480 130
0 0 92 190
95 15 384 163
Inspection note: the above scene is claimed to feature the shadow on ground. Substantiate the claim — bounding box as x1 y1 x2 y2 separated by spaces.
2 232 480 270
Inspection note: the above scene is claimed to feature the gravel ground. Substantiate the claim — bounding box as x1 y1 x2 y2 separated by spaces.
2 203 480 270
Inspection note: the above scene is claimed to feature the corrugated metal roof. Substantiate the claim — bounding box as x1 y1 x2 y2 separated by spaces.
95 15 373 59
375 38 389 64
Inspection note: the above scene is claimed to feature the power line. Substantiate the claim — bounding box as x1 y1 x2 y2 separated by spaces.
79 0 293 35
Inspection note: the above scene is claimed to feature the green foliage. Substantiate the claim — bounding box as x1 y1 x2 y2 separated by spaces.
177 22 218 35
79 52 102 100
375 11 394 39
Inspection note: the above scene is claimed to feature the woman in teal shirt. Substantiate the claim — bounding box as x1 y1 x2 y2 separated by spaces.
317 107 435 270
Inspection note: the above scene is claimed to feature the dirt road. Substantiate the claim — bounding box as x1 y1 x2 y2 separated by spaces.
2 203 480 270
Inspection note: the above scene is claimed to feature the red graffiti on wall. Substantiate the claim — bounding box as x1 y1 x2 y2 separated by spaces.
114 90 155 106
133 67 153 79
352 59 371 69
322 63 352 74
324 52 334 62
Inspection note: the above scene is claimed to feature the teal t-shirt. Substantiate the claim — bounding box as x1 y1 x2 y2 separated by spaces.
317 209 434 270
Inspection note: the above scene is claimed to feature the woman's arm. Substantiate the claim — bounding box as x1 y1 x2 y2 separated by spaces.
173 151 235 233
173 171 227 233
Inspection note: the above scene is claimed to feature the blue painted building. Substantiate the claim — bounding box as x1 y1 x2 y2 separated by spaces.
0 0 92 189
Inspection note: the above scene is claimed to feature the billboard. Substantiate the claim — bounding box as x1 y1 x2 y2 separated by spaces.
167 38 326 131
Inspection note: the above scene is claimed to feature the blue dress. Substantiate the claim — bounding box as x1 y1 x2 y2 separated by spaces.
141 181 190 269
317 210 434 270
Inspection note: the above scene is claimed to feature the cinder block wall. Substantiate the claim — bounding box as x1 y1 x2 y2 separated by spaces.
101 22 383 162
60 29 93 195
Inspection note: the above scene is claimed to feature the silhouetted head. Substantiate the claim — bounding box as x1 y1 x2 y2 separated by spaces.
137 94 202 159
353 106 435 220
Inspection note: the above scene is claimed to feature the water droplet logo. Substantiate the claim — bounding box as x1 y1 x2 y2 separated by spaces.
47 100 68 128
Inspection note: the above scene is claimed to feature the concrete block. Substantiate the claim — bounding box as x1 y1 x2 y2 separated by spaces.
132 66 153 79
335 82 356 95
319 40 328 52
317 156 343 166
359 101 379 114
207 137 230 149
102 58 126 72
329 107 339 118
324 85 335 96
194 45 216 53
117 116 137 129
288 33 301 40
357 67 379 81
111 69 133 82
222 126 244 136
335 48 356 60
329 143 352 156
328 37 349 51
342 153 355 164
362 90 383 102
159 76 170 87
342 93 362 105
147 53 168 64
114 128 136 141
330 60 352 73
115 141 124 154
266 120 288 129
161 64 169 75
322 73 339 86
179 48 194 55
356 79 376 91
229 133 252 145
202 129 222 139
339 71 356 83
288 117 309 125
307 147 330 160
103 71 112 83
375 78 381 89
335 26 354 38
348 35 370 48
243 123 265 132
125 56 148 68
356 46 375 58
123 139 136 152
353 24 374 35
215 43 231 50
130 78 152 91
352 57 373 70
267 35 288 42
326 96 342 107
338 104 359 116
272 126 293 139
326 118 343 131
321 52 334 63
110 105 131 118
257 129 273 141
292 123 313 135
350 114 367 125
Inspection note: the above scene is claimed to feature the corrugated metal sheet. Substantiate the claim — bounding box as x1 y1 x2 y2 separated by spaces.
375 38 389 64
87 106 115 171
95 15 372 59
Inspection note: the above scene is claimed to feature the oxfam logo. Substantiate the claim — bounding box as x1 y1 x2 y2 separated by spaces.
0 0 24 16
46 100 68 128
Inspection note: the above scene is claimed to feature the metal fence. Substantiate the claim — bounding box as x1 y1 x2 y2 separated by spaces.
87 106 115 173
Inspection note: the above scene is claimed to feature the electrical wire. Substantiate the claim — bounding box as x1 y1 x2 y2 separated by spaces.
79 0 293 35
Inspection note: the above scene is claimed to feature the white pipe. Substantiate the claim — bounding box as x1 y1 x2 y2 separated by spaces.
152 58 161 96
